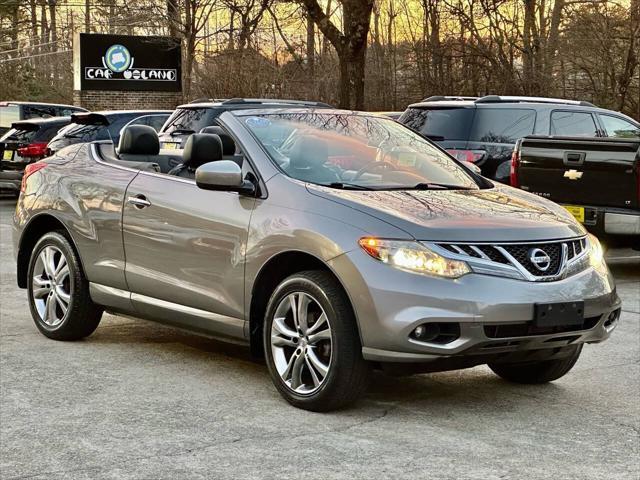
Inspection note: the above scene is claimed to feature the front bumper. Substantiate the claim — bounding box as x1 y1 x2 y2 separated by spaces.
329 248 620 363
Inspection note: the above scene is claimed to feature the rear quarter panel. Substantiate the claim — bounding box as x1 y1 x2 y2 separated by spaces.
15 143 138 289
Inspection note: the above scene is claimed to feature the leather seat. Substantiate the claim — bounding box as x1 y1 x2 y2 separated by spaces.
287 136 339 184
168 133 224 179
117 125 176 173
118 125 160 156
200 126 243 167
200 126 235 155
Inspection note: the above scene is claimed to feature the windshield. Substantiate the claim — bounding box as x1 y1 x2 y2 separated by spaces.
241 112 480 190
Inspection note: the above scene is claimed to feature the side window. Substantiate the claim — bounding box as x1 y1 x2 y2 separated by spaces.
23 105 56 120
59 107 81 116
598 115 640 139
147 116 168 132
550 111 598 136
469 108 536 143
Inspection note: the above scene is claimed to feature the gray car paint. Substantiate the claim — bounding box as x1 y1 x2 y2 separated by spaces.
13 109 620 364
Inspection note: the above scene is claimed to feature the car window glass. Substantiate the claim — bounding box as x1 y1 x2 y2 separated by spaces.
550 111 598 136
59 107 82 116
3 128 37 143
598 115 640 139
34 124 67 142
400 107 474 141
0 104 20 128
243 112 479 190
108 115 140 140
59 123 104 141
147 115 168 132
23 105 56 120
470 108 535 143
161 108 217 134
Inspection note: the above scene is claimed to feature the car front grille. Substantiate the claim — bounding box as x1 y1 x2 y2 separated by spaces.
431 236 589 282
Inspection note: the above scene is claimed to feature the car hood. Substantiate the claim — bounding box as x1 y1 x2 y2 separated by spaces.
307 183 585 242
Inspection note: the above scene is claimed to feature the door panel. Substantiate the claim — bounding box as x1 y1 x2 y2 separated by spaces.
122 173 255 324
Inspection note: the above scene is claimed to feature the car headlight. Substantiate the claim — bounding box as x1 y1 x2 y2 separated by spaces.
588 233 604 267
359 238 470 278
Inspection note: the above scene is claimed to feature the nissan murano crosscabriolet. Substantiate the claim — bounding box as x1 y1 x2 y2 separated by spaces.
13 108 621 411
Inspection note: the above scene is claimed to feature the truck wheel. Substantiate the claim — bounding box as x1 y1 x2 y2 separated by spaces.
263 271 370 411
488 344 583 384
27 231 103 340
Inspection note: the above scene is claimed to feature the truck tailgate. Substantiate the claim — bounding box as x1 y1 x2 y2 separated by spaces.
518 137 639 209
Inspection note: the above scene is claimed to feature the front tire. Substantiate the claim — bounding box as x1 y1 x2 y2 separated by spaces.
488 344 583 384
27 231 103 340
263 271 370 411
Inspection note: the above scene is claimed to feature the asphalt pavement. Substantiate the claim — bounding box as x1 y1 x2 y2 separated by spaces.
0 196 638 479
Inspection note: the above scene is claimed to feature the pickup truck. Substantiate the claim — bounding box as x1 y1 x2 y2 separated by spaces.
511 136 640 237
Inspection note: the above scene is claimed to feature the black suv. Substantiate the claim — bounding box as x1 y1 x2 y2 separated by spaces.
159 98 331 149
0 117 72 195
399 95 640 183
0 101 86 136
47 110 171 154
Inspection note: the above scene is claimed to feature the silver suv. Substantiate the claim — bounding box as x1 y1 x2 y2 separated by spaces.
13 109 621 411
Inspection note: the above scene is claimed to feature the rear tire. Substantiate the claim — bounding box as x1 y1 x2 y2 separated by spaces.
27 231 103 340
263 270 370 411
488 344 583 384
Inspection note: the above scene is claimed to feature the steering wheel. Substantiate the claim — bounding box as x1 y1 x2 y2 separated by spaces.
352 161 402 181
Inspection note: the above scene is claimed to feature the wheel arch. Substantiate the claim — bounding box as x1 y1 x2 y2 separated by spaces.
248 250 358 358
16 213 85 289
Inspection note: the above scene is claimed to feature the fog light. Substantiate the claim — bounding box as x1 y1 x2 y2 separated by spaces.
412 323 441 342
604 309 620 327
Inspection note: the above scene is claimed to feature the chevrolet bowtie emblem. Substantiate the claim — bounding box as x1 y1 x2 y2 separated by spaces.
564 169 583 180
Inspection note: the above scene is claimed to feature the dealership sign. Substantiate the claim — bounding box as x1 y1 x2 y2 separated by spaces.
76 33 181 92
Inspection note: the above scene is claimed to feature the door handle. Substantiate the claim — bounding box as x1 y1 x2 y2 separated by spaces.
127 194 151 209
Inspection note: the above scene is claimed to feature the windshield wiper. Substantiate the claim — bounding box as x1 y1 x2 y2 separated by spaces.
326 182 375 191
398 182 475 191
169 128 195 136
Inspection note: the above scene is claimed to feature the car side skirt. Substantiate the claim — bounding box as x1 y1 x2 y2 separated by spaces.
89 282 248 343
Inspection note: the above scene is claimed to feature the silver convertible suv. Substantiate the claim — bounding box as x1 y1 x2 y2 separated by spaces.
13 108 621 411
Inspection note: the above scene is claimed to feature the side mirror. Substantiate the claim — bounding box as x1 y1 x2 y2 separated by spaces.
195 160 255 195
462 161 482 175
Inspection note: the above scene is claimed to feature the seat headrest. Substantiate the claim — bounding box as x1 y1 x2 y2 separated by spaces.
183 133 223 169
199 126 235 156
289 136 328 169
118 125 160 155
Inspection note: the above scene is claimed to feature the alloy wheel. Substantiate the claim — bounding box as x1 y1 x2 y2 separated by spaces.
270 292 332 394
32 246 71 328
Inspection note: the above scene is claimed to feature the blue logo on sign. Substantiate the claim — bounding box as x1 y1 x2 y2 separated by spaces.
104 44 132 72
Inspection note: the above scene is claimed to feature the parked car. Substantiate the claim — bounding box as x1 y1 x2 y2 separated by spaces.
0 117 72 195
0 101 85 136
14 109 620 411
399 95 640 183
511 135 640 237
120 113 171 134
47 110 172 154
375 111 403 120
158 98 331 149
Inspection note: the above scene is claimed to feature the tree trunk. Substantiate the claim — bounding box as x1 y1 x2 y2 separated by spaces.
522 0 536 94
84 0 90 33
166 0 180 38
306 14 315 76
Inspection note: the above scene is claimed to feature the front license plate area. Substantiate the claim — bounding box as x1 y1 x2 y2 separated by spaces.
535 301 584 327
